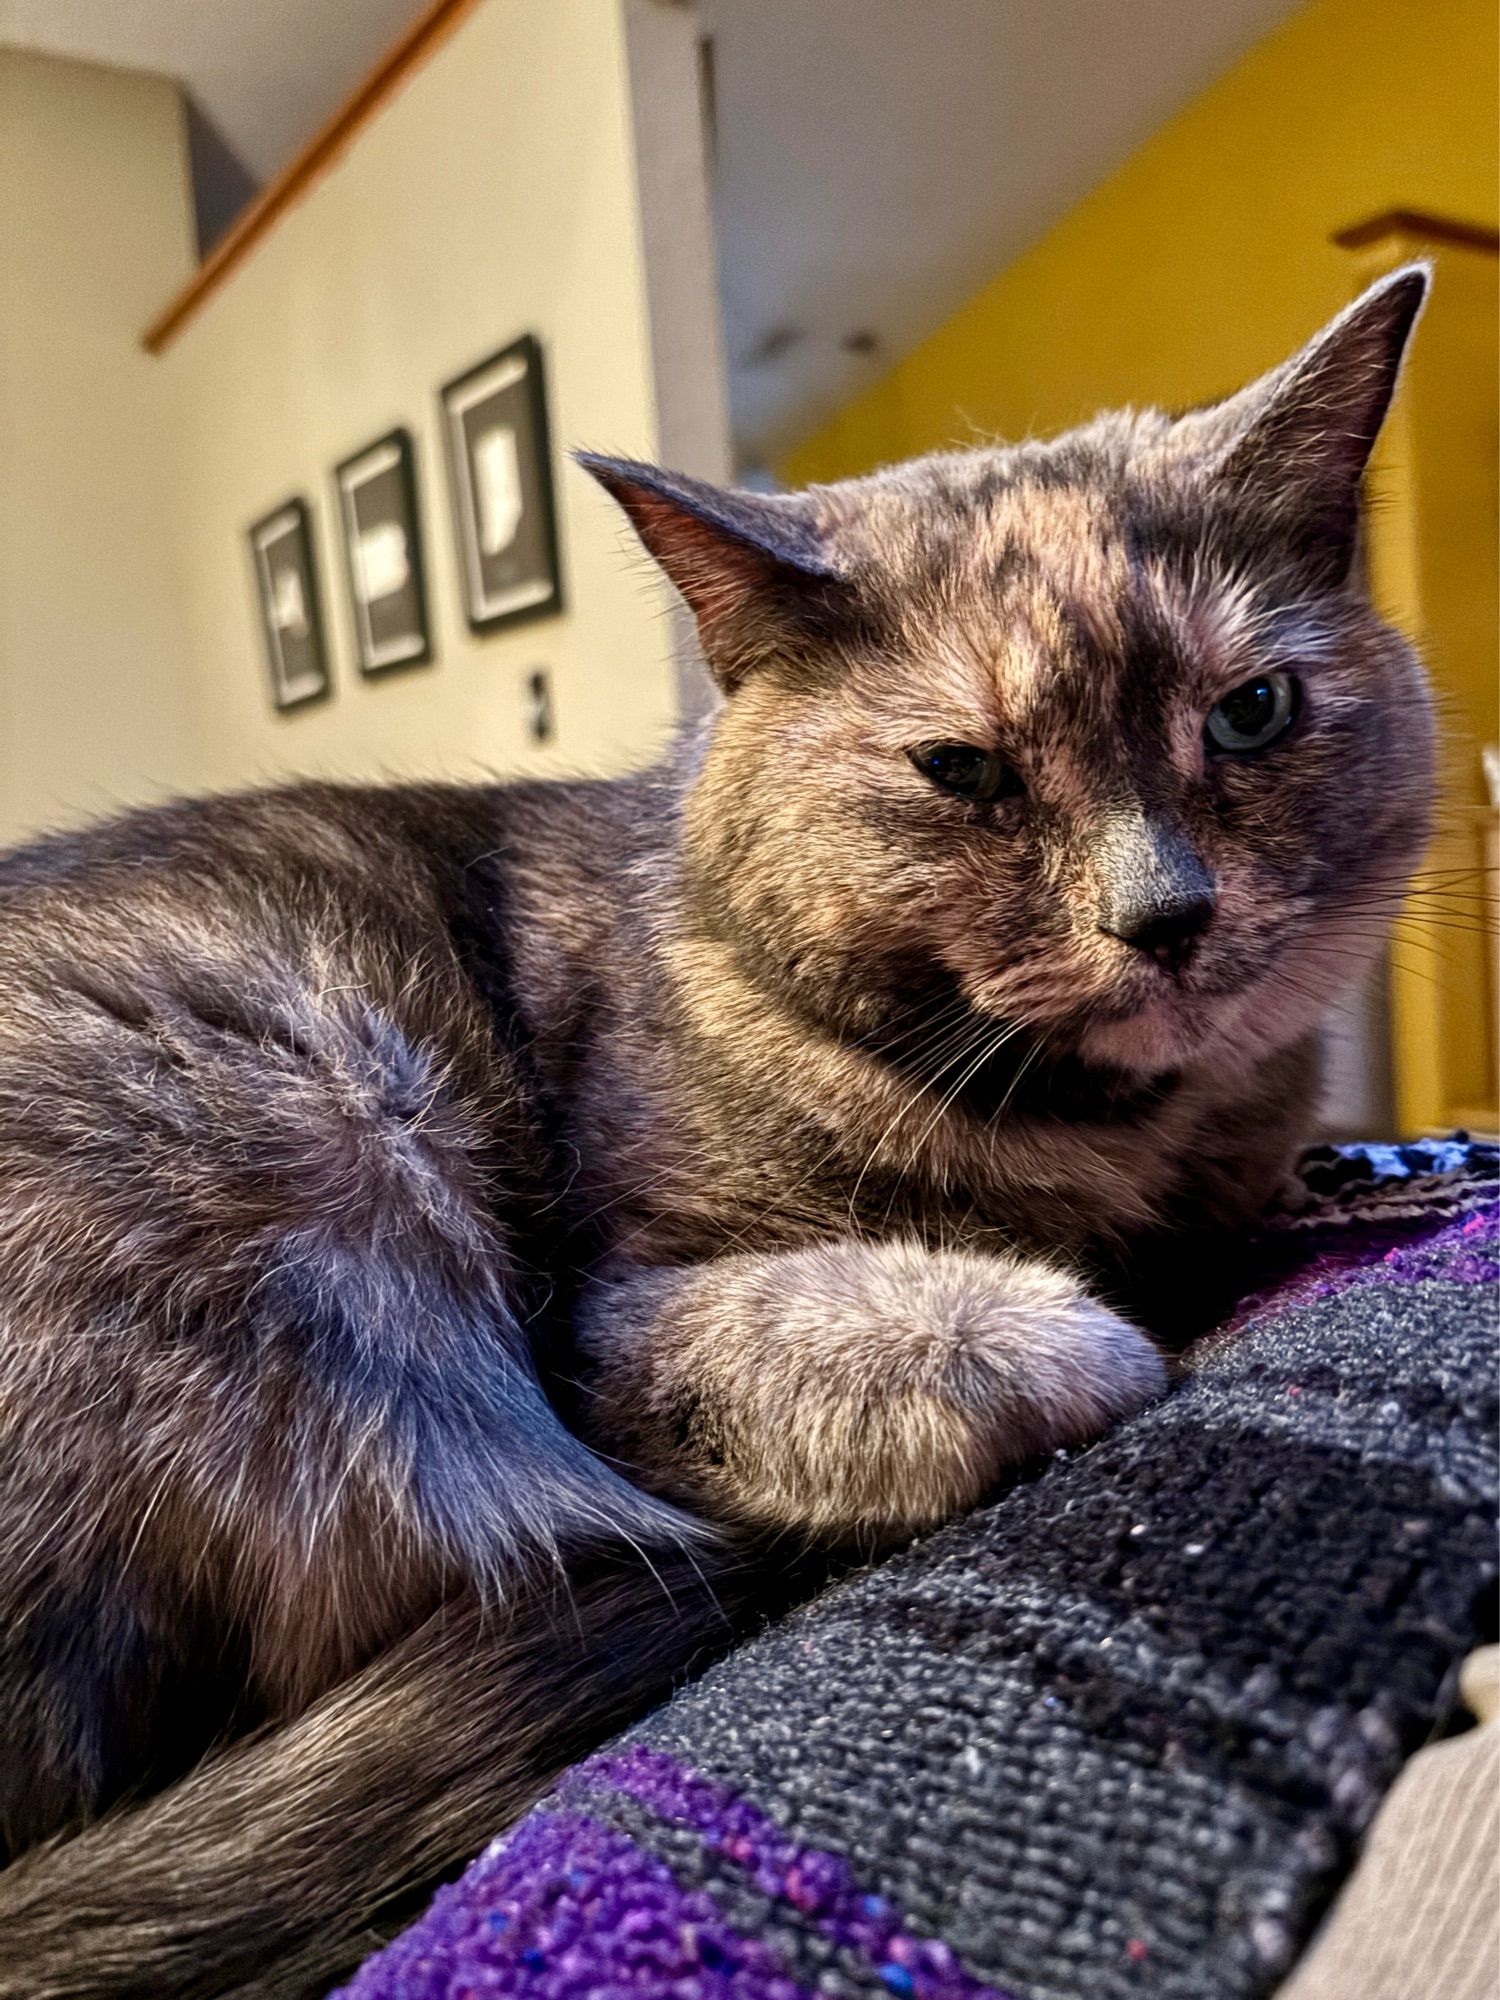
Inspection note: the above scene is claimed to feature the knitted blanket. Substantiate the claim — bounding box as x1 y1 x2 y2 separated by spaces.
336 1141 1499 2000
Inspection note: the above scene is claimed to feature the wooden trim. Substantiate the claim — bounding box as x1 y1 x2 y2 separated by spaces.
142 0 486 354
1333 209 1499 256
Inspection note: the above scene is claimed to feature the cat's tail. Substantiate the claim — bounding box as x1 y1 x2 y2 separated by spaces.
0 1547 750 2000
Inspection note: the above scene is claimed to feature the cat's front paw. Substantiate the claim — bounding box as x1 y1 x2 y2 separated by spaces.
706 1239 1164 1541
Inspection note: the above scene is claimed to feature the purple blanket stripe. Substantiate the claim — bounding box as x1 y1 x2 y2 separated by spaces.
333 1807 818 2000
1233 1198 1499 1328
333 1747 1012 2000
561 1747 1008 2000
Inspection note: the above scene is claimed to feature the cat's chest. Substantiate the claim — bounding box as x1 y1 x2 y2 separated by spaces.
579 1080 1192 1271
873 1106 1188 1253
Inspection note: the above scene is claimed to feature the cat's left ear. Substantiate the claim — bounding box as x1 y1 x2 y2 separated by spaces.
1187 264 1430 579
577 453 845 692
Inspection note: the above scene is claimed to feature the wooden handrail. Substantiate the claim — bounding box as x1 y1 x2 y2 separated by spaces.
142 0 485 354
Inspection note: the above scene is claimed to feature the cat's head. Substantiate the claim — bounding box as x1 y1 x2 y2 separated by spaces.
583 268 1434 1078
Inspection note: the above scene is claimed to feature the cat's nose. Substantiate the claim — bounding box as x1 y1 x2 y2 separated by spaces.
1101 893 1216 976
1092 811 1216 975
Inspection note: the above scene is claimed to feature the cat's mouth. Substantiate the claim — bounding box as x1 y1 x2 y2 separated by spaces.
1078 991 1216 1072
959 951 1239 1073
1075 914 1370 1074
1064 939 1279 1069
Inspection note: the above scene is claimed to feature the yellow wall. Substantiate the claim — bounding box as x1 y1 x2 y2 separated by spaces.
1351 223 1499 1132
0 52 199 845
784 0 1498 484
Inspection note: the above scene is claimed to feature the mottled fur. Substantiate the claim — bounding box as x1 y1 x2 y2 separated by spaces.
0 271 1433 1994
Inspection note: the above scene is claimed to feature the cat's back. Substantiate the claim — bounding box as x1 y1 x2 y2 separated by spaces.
0 779 489 920
0 780 607 1291
0 776 585 1010
0 773 652 1237
0 775 673 1845
0 784 498 1298
0 771 649 980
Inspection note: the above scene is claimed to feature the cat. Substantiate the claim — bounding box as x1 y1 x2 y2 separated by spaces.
0 267 1433 1998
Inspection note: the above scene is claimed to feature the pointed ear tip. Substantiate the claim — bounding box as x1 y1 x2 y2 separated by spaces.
572 448 637 484
1364 260 1433 318
573 452 682 516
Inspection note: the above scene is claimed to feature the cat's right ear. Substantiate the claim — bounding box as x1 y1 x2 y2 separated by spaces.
1174 265 1430 582
577 453 841 692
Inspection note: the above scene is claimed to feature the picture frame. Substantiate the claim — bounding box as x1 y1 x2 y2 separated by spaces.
440 333 563 633
333 427 434 675
248 497 331 711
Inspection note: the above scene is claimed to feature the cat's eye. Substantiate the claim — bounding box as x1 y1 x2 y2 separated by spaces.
1204 670 1299 753
911 743 1019 802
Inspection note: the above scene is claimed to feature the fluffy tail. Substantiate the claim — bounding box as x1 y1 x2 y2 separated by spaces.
0 1549 748 2000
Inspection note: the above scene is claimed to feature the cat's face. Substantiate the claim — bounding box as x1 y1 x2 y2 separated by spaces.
587 268 1434 1079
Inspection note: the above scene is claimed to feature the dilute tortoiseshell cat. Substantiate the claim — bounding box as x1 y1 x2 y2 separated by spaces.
0 270 1433 1996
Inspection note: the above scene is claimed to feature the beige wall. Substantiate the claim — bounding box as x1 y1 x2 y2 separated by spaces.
0 0 727 848
0 51 198 845
164 0 691 798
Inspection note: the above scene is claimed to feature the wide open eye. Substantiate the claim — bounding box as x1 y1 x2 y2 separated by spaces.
910 743 1020 801
1205 670 1298 753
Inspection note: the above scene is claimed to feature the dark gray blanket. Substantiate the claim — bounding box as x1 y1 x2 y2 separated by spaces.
339 1141 1499 2000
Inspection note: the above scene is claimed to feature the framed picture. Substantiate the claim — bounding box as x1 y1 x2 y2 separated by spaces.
334 428 434 675
440 333 563 633
248 498 331 710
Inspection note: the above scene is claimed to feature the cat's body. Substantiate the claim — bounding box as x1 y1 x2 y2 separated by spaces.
0 271 1433 1996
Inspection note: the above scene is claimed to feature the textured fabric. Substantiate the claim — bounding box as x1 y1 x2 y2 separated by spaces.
1275 1645 1500 2000
336 1141 1499 2000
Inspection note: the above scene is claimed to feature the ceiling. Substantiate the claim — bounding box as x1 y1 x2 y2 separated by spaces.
702 0 1305 466
0 0 1306 464
0 0 418 182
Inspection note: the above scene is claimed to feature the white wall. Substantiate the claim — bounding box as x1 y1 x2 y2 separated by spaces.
0 51 199 845
0 1 729 845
